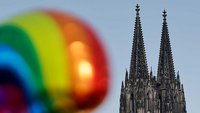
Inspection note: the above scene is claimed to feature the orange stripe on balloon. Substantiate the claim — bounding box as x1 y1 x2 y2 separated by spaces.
45 10 109 111
45 10 94 110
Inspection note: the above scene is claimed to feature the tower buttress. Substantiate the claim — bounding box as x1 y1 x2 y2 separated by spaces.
120 81 125 113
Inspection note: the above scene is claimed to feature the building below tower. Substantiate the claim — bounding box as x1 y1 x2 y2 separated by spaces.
119 5 187 113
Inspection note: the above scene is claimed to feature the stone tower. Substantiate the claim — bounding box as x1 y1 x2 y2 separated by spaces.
119 5 187 113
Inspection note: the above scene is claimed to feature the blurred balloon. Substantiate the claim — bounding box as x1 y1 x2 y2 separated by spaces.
0 10 110 113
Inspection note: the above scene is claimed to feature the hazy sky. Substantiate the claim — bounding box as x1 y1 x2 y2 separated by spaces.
0 0 199 113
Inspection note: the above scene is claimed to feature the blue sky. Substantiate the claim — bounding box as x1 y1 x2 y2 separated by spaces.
0 0 199 113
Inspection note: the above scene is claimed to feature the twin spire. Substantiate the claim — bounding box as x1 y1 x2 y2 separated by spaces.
120 5 187 113
129 4 148 81
157 9 176 82
129 4 175 81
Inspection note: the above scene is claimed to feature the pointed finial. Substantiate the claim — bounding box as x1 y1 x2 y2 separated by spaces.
163 10 167 22
136 4 140 15
125 69 129 86
177 71 180 80
125 69 128 79
121 81 124 88
181 84 184 89
150 67 153 78
126 69 128 75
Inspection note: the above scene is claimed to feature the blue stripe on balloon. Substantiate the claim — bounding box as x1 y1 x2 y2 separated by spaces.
0 45 47 113
0 45 35 101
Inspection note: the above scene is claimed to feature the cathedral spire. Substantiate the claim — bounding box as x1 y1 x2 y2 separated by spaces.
157 10 175 82
129 4 148 81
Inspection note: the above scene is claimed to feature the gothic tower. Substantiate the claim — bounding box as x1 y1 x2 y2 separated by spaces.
119 5 187 113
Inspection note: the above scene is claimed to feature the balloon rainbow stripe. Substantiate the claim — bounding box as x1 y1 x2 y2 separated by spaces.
0 10 109 113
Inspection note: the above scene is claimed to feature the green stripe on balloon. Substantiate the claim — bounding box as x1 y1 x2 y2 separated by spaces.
1 11 72 112
6 11 71 96
0 25 55 112
0 25 50 102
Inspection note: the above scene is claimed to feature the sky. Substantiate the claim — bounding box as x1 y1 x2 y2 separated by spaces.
0 0 199 113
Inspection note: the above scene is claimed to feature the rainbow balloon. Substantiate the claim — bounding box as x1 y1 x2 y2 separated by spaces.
0 10 110 113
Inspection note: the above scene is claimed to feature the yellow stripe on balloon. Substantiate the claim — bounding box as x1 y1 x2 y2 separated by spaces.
46 12 94 97
6 11 71 97
45 11 97 109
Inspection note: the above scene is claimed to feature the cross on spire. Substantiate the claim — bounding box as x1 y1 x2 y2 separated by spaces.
136 4 140 15
163 10 167 22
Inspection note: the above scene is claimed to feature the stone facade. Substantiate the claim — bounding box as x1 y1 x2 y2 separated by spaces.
119 5 187 113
